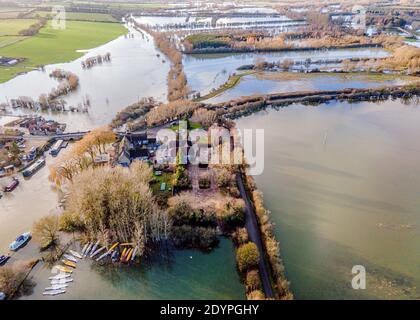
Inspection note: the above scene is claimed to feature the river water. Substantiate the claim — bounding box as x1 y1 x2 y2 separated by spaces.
206 73 414 103
0 24 169 131
183 48 390 97
236 99 420 299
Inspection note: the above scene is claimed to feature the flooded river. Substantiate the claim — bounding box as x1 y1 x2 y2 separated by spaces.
236 98 420 299
0 24 169 131
183 48 390 97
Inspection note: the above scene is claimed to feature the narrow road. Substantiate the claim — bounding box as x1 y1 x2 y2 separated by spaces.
236 173 275 298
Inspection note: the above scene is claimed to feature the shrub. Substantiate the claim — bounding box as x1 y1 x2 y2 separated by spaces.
233 227 249 245
32 215 60 250
247 290 265 300
170 225 218 250
198 175 211 189
246 270 262 292
168 194 217 227
236 242 260 272
217 198 245 230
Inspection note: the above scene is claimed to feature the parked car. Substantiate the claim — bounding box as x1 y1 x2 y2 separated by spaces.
9 232 31 251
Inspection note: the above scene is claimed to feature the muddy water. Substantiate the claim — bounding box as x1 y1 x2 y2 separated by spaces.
0 24 169 131
236 99 420 299
183 48 390 96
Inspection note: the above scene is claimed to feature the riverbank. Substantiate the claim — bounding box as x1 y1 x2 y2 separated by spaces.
204 84 420 120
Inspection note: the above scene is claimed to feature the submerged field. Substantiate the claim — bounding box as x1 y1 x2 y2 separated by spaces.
0 20 127 83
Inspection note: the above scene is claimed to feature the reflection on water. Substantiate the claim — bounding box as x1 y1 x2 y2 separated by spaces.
206 73 413 103
183 48 390 96
0 146 243 300
0 24 169 131
20 238 244 300
236 99 420 299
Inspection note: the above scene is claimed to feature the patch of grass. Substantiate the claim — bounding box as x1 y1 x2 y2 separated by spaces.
196 72 252 102
0 19 39 36
0 20 126 83
185 34 231 49
0 36 27 48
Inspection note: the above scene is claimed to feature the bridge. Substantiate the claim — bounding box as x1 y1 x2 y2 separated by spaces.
0 131 90 141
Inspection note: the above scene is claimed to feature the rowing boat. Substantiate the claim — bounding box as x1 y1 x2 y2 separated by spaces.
51 278 73 285
120 248 127 262
62 260 77 268
131 246 138 261
125 248 133 262
89 241 100 257
84 243 93 257
54 265 73 274
91 246 106 258
43 289 66 296
45 284 68 291
63 254 78 263
48 274 71 281
81 242 90 256
69 250 83 259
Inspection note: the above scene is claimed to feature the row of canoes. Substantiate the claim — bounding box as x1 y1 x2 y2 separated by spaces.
80 241 139 264
43 252 80 296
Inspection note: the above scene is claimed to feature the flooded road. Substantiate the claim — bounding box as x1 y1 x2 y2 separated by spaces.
236 98 420 299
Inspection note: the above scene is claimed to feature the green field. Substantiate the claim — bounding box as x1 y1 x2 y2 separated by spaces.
0 19 39 36
0 20 127 83
34 11 118 23
0 36 27 48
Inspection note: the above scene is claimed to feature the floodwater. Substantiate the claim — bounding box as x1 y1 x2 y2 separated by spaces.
183 48 390 96
0 24 169 131
206 73 414 103
236 98 420 299
0 146 244 300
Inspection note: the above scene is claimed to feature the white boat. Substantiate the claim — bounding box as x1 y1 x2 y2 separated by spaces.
83 242 93 257
131 246 139 261
43 289 66 296
69 250 83 259
51 278 73 285
81 243 90 256
89 241 100 257
45 284 68 291
48 274 71 280
63 254 78 263
96 251 110 262
91 246 106 258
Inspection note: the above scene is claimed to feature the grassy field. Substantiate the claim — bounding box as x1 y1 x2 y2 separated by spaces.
0 19 39 36
33 11 118 23
0 36 27 48
0 20 127 83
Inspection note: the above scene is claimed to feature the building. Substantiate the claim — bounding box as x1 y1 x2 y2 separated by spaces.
116 133 160 166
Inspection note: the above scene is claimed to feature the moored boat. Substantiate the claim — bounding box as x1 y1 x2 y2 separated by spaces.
51 278 73 285
69 250 83 259
43 289 66 296
49 274 71 281
62 260 76 268
4 178 19 192
9 232 31 251
63 254 78 263
45 284 68 291
53 265 73 274
22 158 46 178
